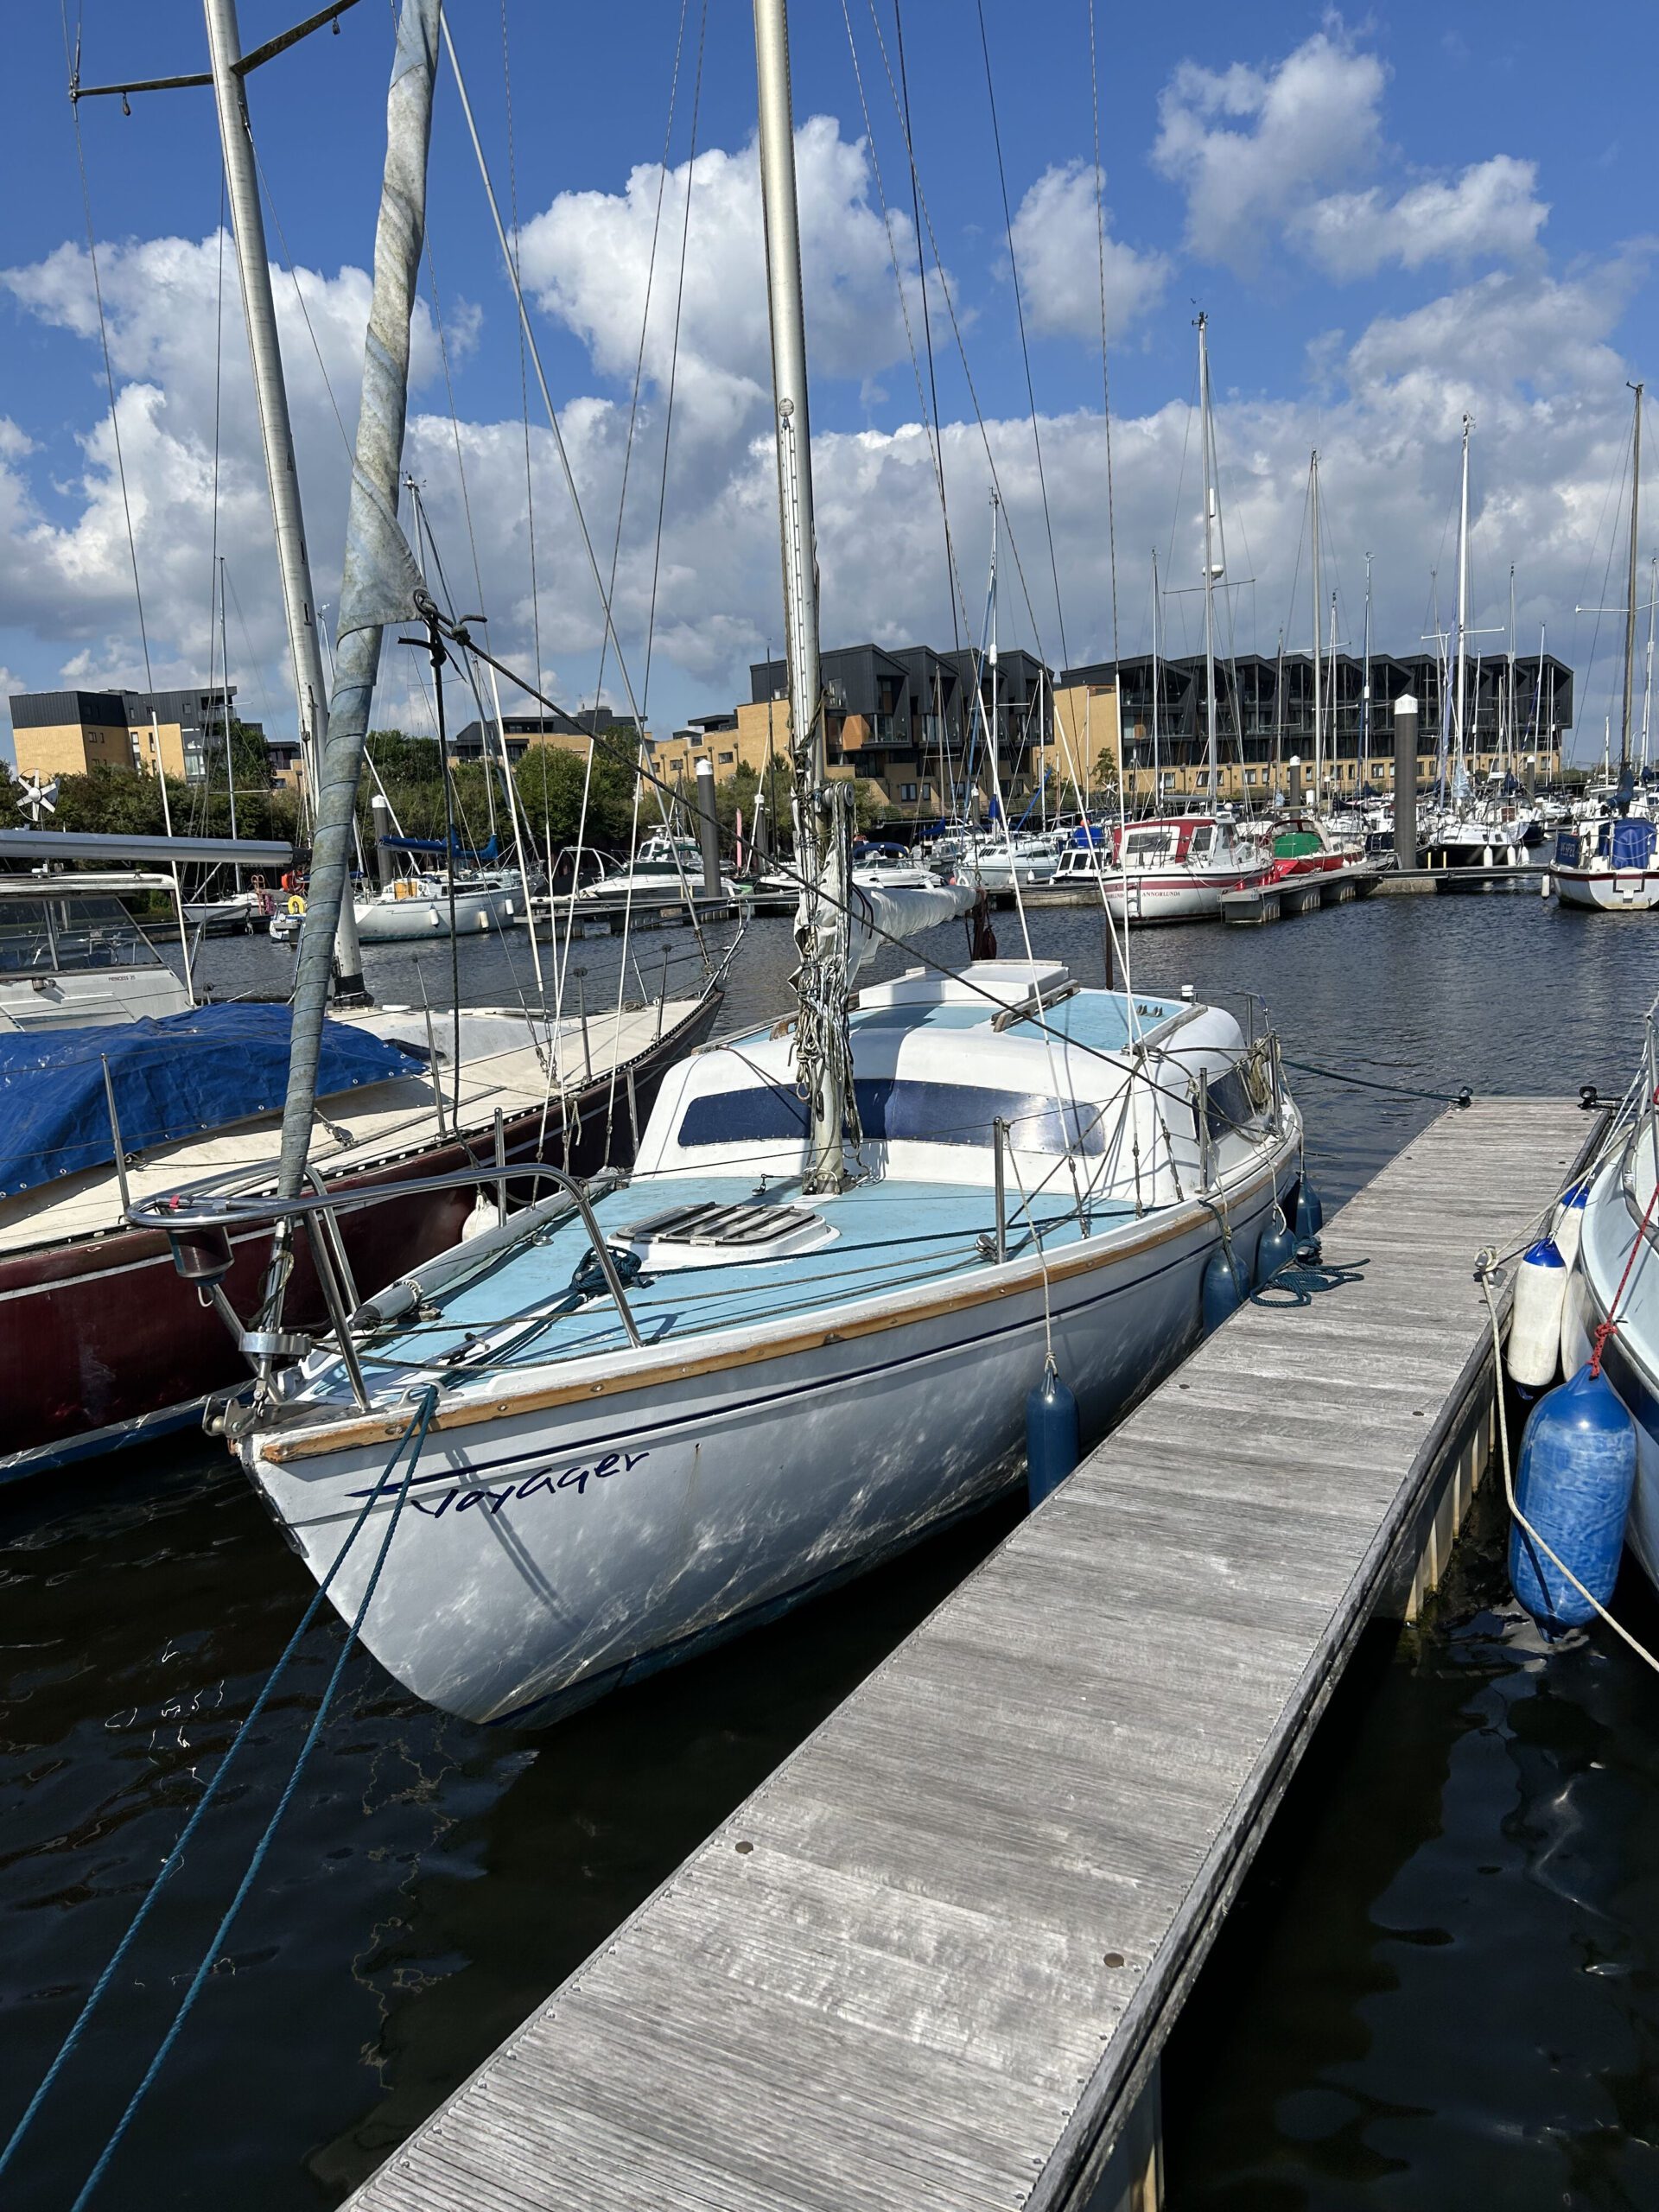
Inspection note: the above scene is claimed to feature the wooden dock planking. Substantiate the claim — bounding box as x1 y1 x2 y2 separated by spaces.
351 1096 1591 2212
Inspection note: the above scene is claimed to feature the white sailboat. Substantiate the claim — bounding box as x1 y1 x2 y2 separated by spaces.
1103 315 1271 925
135 0 1306 1726
1555 382 1659 910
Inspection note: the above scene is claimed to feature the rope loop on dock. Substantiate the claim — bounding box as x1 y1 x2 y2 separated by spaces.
1251 1246 1370 1307
0 1389 438 2206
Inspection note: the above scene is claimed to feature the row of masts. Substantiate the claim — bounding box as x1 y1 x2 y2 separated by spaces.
1174 349 1650 806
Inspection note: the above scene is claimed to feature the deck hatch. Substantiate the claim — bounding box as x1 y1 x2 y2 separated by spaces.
621 1201 823 1250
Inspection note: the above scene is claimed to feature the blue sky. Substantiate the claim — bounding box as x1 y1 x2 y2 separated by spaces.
2 2 1654 762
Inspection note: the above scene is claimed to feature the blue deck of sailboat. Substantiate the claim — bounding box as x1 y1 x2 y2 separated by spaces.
317 981 1192 1395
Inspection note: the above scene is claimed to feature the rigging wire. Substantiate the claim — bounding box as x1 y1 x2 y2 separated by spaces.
974 0 1068 669
893 0 958 656
60 4 154 695
640 0 709 716
593 0 693 717
838 0 973 653
855 0 1053 670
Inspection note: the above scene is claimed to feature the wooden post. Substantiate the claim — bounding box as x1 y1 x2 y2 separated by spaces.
1393 694 1419 869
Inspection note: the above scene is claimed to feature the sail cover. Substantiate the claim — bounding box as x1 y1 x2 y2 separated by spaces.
846 880 977 982
0 1003 427 1199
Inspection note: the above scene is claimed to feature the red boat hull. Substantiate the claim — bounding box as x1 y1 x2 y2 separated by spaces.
0 995 720 1478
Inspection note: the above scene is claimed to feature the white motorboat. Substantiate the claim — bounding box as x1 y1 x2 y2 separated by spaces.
852 855 938 891
181 887 272 935
1553 817 1659 910
536 831 738 920
1421 807 1533 869
0 876 194 1031
956 834 1059 890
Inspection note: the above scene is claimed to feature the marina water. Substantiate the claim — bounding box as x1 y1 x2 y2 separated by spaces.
3 890 1656 2209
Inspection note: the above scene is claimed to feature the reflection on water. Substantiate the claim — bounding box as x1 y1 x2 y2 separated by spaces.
3 892 1656 2208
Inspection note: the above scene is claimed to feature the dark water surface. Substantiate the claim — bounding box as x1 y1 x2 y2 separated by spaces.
3 890 1656 2209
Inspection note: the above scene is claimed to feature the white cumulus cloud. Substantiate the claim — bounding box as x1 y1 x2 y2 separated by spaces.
1007 162 1169 342
1293 155 1549 278
1153 26 1386 269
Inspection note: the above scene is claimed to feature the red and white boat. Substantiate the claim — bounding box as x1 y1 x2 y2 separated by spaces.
1097 815 1272 924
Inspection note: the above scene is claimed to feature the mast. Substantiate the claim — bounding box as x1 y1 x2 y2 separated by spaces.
755 0 846 1192
1327 592 1339 800
1150 547 1161 812
989 487 1001 818
1197 313 1219 811
1506 563 1516 785
1454 413 1471 791
202 0 366 999
1309 449 1321 812
1361 553 1372 787
1273 623 1284 804
1645 556 1657 774
275 0 438 1199
1621 381 1644 772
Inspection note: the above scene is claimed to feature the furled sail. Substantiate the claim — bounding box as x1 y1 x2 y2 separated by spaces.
847 880 976 982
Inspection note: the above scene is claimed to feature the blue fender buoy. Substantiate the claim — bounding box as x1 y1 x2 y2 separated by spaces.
1256 1208 1294 1287
1509 1363 1637 1632
1202 1243 1245 1332
1027 1357 1080 1508
1294 1173 1325 1243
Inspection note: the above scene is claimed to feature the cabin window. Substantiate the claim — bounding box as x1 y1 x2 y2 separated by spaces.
677 1080 1107 1155
1189 824 1214 855
1123 830 1168 861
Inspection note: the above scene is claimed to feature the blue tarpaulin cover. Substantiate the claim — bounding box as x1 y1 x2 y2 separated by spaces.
1611 817 1656 868
0 1003 428 1198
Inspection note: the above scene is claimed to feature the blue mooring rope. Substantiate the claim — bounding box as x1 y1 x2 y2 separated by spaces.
0 1388 437 2205
1281 1056 1472 1109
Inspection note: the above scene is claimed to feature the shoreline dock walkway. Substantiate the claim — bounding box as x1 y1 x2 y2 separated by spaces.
351 1096 1590 2212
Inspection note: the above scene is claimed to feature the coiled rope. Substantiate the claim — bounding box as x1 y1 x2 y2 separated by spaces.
1251 1241 1370 1307
2 1389 437 2205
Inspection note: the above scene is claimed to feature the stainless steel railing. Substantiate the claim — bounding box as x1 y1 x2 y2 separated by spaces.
128 1156 643 1411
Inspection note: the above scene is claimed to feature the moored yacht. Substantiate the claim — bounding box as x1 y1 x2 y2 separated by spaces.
134 0 1306 1729
149 953 1301 1724
1102 812 1270 922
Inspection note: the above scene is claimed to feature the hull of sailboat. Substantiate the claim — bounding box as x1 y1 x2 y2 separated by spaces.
1102 868 1269 924
354 888 519 942
1561 1158 1659 1591
0 992 722 1482
243 1141 1296 1726
1554 867 1659 912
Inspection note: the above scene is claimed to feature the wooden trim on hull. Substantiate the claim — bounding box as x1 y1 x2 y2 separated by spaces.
262 1135 1299 1464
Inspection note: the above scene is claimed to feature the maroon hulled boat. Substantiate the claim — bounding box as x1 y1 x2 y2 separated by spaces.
0 872 724 1479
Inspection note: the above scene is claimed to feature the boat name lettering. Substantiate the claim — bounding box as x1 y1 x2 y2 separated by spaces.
348 1447 649 1519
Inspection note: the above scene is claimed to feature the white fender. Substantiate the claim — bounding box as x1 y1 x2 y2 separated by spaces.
1508 1235 1567 1389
